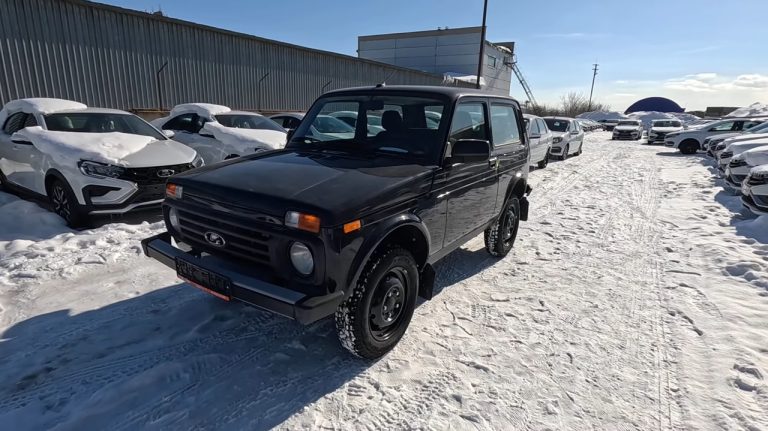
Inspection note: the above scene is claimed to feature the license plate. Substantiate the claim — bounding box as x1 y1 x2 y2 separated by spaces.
176 258 231 301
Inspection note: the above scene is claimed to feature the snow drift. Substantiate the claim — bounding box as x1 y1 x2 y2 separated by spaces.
12 127 156 166
726 102 768 118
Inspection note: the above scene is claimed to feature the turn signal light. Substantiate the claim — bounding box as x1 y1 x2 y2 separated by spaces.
166 183 183 199
343 219 361 234
285 211 321 233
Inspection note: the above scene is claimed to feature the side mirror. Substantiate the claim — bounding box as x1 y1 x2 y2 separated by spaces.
162 130 175 138
450 139 490 164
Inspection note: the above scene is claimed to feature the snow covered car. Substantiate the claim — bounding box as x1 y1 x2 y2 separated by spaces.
647 119 683 145
612 119 643 140
152 104 286 164
665 118 765 154
0 98 202 226
524 114 553 168
717 139 768 172
544 117 584 160
724 145 768 193
742 164 768 216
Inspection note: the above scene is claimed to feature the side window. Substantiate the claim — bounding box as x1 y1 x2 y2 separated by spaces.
163 113 205 133
709 121 735 132
449 102 488 143
23 114 38 128
529 118 540 135
743 121 763 130
490 104 521 147
537 118 548 133
2 112 28 134
286 118 301 129
272 117 287 128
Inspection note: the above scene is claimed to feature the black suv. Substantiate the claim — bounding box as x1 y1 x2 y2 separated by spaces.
142 85 531 358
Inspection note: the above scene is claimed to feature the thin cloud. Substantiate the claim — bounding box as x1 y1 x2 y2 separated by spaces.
533 32 608 40
664 73 768 92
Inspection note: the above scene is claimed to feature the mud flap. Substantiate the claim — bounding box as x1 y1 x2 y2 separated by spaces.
418 264 436 300
519 197 530 221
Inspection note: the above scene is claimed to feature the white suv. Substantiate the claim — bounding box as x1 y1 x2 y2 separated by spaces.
665 118 765 154
544 117 584 160
612 119 643 140
0 98 201 226
153 104 286 164
647 119 683 145
524 114 553 169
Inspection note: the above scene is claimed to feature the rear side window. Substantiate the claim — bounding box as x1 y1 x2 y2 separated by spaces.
709 121 735 132
449 102 488 143
490 105 521 146
2 112 27 134
164 113 206 133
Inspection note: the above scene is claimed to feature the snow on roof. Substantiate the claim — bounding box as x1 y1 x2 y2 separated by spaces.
169 103 231 118
726 102 768 118
202 122 286 149
13 126 156 166
0 98 87 126
750 163 768 176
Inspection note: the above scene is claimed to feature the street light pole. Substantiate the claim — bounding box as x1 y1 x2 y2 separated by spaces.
475 0 488 90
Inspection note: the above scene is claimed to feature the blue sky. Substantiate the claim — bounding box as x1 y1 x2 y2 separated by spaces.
100 0 768 111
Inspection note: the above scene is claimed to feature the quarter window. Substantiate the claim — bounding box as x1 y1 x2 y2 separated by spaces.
449 102 488 143
490 104 521 146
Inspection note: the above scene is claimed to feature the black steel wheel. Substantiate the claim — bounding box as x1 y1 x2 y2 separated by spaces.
335 246 418 359
484 196 520 257
679 139 699 155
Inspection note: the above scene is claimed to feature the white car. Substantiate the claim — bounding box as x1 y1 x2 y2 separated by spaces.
544 117 584 160
328 111 386 135
524 114 553 168
647 119 683 145
271 112 357 141
665 118 765 154
152 103 286 164
0 98 201 226
742 164 768 216
270 112 305 132
717 138 768 172
612 119 643 141
724 145 768 193
708 122 768 157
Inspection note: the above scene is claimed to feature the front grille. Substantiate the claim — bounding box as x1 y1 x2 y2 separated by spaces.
176 206 272 266
614 131 636 139
119 163 194 186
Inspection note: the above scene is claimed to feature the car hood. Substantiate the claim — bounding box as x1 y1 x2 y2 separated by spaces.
651 127 682 133
203 122 286 149
172 150 435 226
743 145 768 167
13 126 193 167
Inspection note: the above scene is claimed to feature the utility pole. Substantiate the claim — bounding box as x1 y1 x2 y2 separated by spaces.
256 72 270 112
475 0 488 90
156 61 168 110
588 63 598 111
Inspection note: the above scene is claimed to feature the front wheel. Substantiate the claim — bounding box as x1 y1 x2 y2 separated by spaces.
335 246 418 359
679 140 699 155
537 150 550 169
576 143 583 156
560 144 569 160
48 179 87 227
484 197 520 257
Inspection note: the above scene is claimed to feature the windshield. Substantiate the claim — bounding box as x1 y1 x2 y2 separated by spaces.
618 120 640 126
287 94 448 164
214 114 285 132
545 119 569 132
652 120 682 127
44 113 164 139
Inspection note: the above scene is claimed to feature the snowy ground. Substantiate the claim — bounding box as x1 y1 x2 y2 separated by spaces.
0 132 766 430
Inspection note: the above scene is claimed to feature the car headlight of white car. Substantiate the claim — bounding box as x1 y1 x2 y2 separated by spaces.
192 154 204 167
553 137 562 144
78 160 125 178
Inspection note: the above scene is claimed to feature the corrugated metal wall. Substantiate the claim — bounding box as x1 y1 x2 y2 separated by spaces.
0 0 471 112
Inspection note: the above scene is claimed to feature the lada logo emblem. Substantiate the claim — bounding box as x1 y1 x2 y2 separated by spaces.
204 231 226 247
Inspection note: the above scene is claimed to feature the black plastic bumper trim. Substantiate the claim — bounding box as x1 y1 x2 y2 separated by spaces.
141 232 344 324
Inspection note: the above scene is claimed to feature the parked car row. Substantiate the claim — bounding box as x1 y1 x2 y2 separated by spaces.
664 117 766 154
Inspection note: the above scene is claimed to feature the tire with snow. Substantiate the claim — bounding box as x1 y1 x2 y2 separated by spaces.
560 144 569 161
537 150 550 169
334 246 418 359
47 178 87 228
679 139 699 155
484 196 520 258
576 143 583 156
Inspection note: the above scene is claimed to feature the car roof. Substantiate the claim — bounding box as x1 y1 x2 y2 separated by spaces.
323 85 520 103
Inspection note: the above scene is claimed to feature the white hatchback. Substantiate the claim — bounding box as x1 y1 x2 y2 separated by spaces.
523 114 553 168
0 98 201 226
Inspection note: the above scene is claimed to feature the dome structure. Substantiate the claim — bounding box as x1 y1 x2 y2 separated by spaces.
624 97 684 114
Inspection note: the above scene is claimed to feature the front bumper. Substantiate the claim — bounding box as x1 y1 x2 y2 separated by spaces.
612 131 640 140
141 232 344 324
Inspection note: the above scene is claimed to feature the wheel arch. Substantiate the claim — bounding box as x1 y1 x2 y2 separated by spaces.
44 168 69 193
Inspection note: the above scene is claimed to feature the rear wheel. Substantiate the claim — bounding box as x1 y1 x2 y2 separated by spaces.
335 246 418 359
576 143 583 156
679 139 699 155
537 150 550 169
484 197 520 258
48 178 87 227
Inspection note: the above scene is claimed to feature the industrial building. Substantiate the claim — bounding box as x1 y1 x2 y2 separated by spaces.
0 0 471 114
358 27 515 96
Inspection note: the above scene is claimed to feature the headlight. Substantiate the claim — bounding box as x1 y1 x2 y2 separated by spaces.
729 157 747 168
192 154 204 168
78 160 125 178
553 137 562 143
168 206 181 231
720 151 733 159
289 242 314 275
